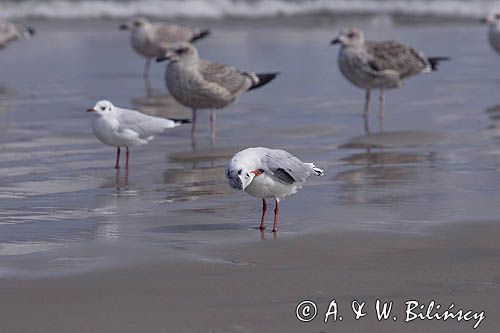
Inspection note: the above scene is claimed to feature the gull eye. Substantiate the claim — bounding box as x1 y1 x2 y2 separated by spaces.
100 106 106 111
348 32 355 38
134 21 141 27
177 48 187 55
237 170 242 175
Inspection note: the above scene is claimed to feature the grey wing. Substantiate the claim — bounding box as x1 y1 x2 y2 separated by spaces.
198 60 253 95
117 110 175 137
262 149 312 184
366 41 430 78
153 23 196 44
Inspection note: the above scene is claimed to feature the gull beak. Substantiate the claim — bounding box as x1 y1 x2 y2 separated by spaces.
331 38 340 45
249 169 264 176
86 108 96 113
119 24 129 31
156 50 175 62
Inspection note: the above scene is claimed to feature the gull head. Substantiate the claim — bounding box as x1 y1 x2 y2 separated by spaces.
119 17 150 31
225 161 257 191
331 28 365 47
17 24 35 38
156 42 199 63
87 100 115 116
482 12 500 25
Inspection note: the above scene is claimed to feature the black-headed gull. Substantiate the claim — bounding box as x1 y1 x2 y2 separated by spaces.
87 100 189 169
157 43 278 145
0 20 35 49
226 147 324 232
331 28 449 129
119 17 210 79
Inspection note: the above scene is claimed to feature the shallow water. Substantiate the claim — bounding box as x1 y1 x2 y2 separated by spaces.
0 19 499 276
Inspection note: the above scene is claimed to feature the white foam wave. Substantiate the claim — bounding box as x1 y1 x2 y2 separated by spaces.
0 0 499 20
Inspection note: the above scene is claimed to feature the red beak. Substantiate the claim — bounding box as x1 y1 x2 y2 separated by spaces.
87 108 96 112
249 169 264 176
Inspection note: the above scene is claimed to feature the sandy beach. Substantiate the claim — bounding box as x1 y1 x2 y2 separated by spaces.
1 8 500 333
1 221 499 332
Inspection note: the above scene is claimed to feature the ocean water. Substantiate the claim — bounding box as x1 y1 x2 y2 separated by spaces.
0 0 499 20
0 18 500 277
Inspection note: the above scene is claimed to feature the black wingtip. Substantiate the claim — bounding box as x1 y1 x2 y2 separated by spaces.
248 72 280 91
191 29 210 42
428 56 450 71
171 118 192 124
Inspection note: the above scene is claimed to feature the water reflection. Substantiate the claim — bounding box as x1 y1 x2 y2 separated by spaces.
163 146 237 201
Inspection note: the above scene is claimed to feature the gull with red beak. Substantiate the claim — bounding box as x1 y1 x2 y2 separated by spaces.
87 100 189 169
226 147 324 232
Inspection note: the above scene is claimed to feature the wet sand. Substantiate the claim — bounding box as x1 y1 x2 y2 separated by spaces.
0 18 500 332
1 221 499 332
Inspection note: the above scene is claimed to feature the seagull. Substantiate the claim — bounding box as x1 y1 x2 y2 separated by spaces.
482 13 500 56
0 20 35 49
226 147 324 232
87 100 189 169
331 28 449 129
157 42 278 146
119 17 210 79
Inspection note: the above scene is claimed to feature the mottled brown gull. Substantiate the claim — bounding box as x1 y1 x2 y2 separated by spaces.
119 17 209 79
331 28 449 130
0 20 34 49
157 42 278 146
482 13 500 56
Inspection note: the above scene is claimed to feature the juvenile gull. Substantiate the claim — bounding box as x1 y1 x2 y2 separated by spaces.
331 28 449 128
157 43 278 145
226 147 324 232
87 100 189 169
0 20 34 49
120 17 210 79
482 13 500 56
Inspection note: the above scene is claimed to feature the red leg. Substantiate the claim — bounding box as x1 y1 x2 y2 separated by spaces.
259 199 267 230
125 146 130 169
115 147 121 169
272 198 280 233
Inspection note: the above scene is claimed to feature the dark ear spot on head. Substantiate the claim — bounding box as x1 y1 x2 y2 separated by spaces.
237 169 242 175
177 47 189 55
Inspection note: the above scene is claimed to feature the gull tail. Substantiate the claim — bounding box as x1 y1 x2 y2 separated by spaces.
428 57 450 71
170 118 192 125
191 29 210 42
247 72 279 91
313 166 324 176
306 163 324 176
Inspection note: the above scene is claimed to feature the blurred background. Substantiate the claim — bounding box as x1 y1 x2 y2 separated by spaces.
0 0 498 21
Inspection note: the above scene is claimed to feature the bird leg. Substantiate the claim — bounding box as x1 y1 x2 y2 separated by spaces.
191 109 197 151
363 89 370 118
379 88 385 132
125 146 130 169
259 199 267 230
115 147 121 169
272 198 280 233
210 109 216 147
143 58 151 80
